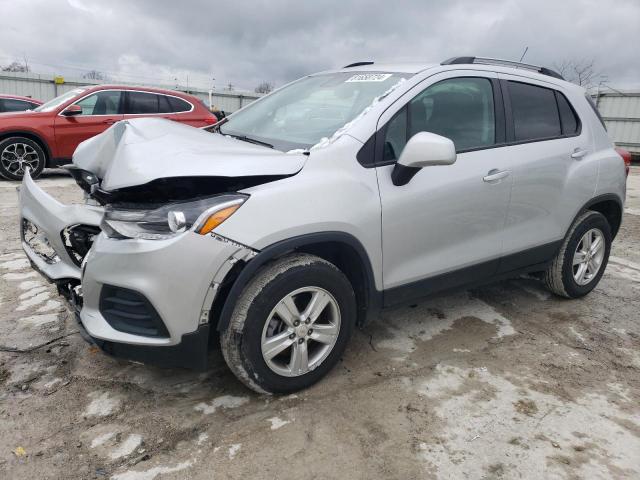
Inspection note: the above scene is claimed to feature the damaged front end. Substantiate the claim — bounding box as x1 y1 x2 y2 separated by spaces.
19 117 305 367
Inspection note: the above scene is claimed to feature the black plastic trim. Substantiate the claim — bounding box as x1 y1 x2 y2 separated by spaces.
216 232 381 332
99 285 170 338
391 164 421 186
384 241 562 307
74 310 210 370
343 61 374 68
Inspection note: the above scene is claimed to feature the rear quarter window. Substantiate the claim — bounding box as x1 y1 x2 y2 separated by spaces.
167 96 192 113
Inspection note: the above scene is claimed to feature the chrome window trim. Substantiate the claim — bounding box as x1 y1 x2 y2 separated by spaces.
56 88 195 117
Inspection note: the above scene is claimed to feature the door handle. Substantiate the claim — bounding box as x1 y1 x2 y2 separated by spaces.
102 119 117 125
571 148 588 160
483 169 510 182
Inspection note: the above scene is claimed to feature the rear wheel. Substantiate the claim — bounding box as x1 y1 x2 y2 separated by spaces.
0 137 46 180
544 211 611 298
220 253 356 394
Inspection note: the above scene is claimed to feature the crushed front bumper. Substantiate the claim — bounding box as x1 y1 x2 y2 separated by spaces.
19 170 257 369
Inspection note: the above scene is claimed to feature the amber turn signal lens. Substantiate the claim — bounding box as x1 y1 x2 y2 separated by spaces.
196 205 241 235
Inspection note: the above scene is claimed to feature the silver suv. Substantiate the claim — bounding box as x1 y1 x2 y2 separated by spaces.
19 57 626 393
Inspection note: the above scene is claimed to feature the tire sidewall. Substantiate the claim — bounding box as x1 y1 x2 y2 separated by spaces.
560 212 612 297
0 137 46 180
239 261 356 394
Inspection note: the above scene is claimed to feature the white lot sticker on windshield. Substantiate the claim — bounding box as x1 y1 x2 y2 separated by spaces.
345 73 393 83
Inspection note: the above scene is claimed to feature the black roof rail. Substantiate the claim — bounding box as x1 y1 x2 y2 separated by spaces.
441 56 564 80
343 61 374 68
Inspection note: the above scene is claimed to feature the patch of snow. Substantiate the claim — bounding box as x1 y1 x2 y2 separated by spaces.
0 258 30 270
3 271 37 281
110 434 143 459
20 313 59 328
18 280 44 290
194 394 249 415
228 443 241 459
17 291 51 311
84 391 121 417
196 433 209 446
19 286 48 300
91 432 117 449
37 299 62 313
267 416 291 430
624 208 640 216
111 461 193 480
607 256 640 282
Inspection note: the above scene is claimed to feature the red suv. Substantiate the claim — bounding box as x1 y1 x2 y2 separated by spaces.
0 85 217 180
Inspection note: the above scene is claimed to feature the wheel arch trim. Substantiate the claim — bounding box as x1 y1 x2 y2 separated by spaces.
215 231 381 332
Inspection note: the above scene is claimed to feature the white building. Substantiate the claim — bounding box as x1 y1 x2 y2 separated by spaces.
594 90 640 159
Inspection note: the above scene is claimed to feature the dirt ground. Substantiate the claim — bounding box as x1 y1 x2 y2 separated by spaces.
1 167 639 480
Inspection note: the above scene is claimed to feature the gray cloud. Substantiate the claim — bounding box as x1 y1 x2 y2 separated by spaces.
1 0 638 91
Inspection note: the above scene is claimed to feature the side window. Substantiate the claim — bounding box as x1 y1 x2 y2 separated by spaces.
508 81 561 141
556 92 579 135
409 77 496 152
167 96 192 113
126 92 161 114
0 99 31 111
75 91 122 115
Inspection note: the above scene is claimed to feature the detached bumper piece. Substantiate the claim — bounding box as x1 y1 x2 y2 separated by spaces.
99 285 170 338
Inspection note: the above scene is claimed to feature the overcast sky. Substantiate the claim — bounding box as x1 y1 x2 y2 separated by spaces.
1 0 638 92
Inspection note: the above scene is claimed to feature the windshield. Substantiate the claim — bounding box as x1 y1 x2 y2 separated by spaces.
220 72 406 151
34 87 88 112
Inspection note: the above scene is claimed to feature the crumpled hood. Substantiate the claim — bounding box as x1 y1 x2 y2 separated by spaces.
72 117 307 191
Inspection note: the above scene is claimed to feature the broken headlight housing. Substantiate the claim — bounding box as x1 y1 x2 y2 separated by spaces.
102 194 248 240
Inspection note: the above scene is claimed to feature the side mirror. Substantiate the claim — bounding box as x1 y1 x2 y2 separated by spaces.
62 104 83 116
391 132 456 186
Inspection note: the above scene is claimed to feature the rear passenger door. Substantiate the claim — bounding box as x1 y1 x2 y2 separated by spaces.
497 75 597 269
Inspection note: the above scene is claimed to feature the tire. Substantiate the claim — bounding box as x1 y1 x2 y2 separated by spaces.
221 253 357 394
544 211 612 298
0 136 46 180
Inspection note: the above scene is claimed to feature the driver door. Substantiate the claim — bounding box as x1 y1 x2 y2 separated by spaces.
375 72 512 304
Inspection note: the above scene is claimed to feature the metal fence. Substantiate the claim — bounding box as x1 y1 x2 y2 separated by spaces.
0 71 261 113
594 91 640 156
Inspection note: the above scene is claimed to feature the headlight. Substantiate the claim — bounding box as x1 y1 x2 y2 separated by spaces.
102 194 248 240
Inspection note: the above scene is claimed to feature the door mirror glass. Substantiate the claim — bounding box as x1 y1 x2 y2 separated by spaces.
62 104 83 116
391 132 456 186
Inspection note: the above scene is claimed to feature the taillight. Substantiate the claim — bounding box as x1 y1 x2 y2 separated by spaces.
616 147 632 177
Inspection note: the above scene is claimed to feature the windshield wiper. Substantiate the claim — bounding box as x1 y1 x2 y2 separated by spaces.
225 133 274 149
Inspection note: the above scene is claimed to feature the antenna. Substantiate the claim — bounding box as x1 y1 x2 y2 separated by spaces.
519 47 529 63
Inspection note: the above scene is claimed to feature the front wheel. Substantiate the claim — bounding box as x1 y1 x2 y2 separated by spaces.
544 210 612 298
221 253 356 394
0 137 46 180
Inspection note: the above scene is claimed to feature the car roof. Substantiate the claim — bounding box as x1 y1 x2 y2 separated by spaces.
0 94 43 104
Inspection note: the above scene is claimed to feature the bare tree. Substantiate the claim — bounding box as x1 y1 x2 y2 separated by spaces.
82 70 108 81
255 81 275 94
2 60 30 73
553 58 600 90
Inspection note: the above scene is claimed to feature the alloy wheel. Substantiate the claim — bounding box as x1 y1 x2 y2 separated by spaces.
1 142 40 177
261 286 341 377
572 228 605 286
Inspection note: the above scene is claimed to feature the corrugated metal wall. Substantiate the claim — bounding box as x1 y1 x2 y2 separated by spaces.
595 92 640 154
0 71 261 113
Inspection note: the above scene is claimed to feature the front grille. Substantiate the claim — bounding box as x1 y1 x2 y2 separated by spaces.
99 285 169 338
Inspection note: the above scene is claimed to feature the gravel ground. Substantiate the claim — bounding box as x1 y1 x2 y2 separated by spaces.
1 167 639 479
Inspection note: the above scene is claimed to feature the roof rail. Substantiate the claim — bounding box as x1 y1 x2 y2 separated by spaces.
441 56 564 80
343 61 374 68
